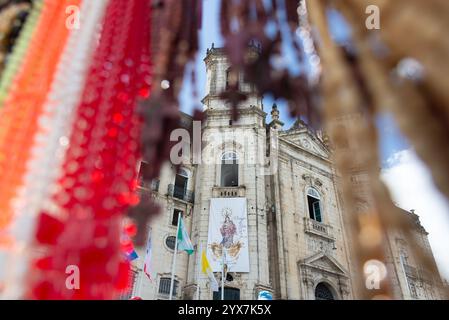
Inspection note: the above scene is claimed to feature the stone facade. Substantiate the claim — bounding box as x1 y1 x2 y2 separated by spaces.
128 47 444 300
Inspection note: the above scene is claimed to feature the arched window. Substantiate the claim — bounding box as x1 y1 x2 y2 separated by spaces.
209 63 218 94
225 67 239 90
221 152 238 187
178 168 189 177
315 283 334 300
307 188 322 222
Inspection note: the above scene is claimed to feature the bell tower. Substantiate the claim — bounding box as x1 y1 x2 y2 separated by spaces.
184 45 272 300
203 44 263 113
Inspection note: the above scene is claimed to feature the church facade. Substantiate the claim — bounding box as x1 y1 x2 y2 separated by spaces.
127 47 444 300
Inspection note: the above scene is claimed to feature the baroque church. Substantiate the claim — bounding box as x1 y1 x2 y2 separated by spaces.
127 46 444 300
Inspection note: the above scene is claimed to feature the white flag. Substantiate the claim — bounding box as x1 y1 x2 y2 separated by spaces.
143 229 153 281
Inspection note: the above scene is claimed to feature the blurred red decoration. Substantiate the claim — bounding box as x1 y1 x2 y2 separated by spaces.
29 0 152 299
124 223 138 237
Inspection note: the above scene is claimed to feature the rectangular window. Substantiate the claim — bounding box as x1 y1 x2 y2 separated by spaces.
174 174 188 200
138 161 159 191
221 163 238 187
159 278 178 296
138 161 148 185
151 179 160 192
213 287 240 300
226 68 239 91
172 209 183 226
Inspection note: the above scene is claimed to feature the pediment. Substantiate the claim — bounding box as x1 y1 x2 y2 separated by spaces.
299 252 348 276
280 130 329 159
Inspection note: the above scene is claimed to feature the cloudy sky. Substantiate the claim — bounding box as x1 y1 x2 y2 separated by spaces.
381 148 449 280
179 0 449 281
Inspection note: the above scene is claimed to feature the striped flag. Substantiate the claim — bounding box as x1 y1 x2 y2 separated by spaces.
126 249 138 261
177 217 194 255
201 249 219 292
121 222 138 261
143 229 153 281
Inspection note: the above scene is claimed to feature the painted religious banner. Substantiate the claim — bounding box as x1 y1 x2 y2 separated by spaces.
207 198 250 272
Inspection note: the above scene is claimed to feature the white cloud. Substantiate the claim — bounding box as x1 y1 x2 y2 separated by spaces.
381 149 449 281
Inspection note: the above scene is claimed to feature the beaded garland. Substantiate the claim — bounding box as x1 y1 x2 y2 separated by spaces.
0 2 31 74
0 0 43 106
0 0 81 247
0 0 110 299
29 0 152 299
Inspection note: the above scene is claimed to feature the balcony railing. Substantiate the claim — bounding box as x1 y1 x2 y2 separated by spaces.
409 283 418 299
304 217 334 240
212 186 246 198
168 184 194 203
404 264 418 278
403 264 433 283
419 269 433 283
138 178 159 192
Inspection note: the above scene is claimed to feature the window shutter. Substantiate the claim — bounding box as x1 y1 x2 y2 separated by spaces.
313 201 322 222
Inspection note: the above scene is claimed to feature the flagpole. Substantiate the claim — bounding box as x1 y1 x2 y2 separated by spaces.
169 212 181 300
196 243 202 300
137 227 151 298
221 248 225 300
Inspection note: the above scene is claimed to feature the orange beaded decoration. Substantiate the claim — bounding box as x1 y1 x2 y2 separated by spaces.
0 0 82 246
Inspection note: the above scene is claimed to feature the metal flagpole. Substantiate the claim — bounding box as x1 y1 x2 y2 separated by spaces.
196 243 202 300
221 248 225 300
136 227 152 298
169 212 181 300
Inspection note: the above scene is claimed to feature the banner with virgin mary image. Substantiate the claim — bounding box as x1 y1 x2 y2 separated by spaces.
207 198 250 272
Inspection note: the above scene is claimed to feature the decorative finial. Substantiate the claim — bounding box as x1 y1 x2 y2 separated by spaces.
211 42 214 49
271 103 279 121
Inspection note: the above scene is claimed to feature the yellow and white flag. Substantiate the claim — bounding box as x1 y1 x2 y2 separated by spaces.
201 250 219 292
